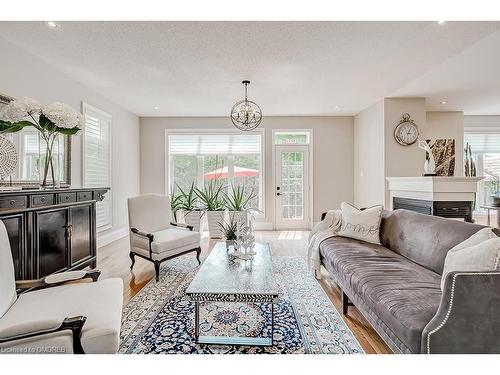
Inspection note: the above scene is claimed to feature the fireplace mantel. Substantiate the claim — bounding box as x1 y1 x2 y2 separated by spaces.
386 176 483 207
386 176 483 222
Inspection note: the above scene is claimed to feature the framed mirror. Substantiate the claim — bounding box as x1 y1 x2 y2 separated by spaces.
0 93 72 187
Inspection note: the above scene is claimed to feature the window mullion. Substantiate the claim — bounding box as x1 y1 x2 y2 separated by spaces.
228 155 235 188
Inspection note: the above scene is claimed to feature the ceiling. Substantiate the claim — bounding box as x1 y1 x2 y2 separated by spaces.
0 21 500 116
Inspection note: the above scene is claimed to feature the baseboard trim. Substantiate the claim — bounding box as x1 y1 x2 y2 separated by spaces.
97 227 129 248
254 221 274 230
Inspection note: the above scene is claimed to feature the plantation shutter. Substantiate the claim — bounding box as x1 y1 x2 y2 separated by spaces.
464 131 500 154
168 134 261 155
83 103 112 230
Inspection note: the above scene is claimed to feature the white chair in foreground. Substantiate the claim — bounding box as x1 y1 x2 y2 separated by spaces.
127 194 201 282
0 221 123 354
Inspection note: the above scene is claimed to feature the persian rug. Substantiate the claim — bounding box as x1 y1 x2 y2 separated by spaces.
119 255 363 354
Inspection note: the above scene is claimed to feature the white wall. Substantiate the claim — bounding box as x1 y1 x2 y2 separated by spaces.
464 115 500 128
353 97 467 208
426 111 464 176
140 116 354 225
0 36 141 241
354 101 385 207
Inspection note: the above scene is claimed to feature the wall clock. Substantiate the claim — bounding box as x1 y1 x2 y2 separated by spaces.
394 113 419 146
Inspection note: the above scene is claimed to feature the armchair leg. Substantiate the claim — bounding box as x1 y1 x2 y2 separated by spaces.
154 261 160 282
129 252 136 270
196 247 202 265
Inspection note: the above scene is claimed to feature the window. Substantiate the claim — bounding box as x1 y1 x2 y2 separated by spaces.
274 131 310 145
4 129 66 181
464 130 500 209
167 132 263 212
83 103 112 230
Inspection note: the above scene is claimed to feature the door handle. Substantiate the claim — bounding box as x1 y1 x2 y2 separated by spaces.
276 192 281 196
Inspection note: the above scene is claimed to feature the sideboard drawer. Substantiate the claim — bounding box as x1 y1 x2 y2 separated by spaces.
31 194 55 208
77 191 93 202
58 192 77 204
0 196 28 211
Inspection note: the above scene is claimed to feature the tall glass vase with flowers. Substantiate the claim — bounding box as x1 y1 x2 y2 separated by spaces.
0 98 81 187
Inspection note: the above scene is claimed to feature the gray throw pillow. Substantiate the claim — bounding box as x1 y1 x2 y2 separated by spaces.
441 230 500 290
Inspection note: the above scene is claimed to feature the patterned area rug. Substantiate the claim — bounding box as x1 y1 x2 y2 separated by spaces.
119 255 363 354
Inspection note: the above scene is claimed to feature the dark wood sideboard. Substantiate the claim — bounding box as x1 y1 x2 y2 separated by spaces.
0 187 109 280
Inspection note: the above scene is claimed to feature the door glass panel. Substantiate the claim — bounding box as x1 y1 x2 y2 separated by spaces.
281 151 304 219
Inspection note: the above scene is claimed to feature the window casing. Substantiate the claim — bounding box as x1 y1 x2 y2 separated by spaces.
167 131 264 213
464 129 500 209
82 103 112 230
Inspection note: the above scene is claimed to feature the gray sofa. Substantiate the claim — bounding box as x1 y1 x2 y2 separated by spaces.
320 209 500 354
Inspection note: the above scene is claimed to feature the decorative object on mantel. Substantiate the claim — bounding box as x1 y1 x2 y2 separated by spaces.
0 97 81 187
427 138 455 176
464 142 477 177
230 80 262 131
394 113 419 146
417 139 437 176
0 135 19 191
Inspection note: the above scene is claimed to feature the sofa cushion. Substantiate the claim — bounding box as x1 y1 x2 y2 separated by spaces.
320 236 442 353
380 209 489 274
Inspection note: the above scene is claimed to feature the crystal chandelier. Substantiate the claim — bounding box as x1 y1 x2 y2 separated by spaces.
230 80 262 131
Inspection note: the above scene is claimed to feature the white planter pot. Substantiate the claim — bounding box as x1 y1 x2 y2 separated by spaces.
228 211 248 228
183 210 202 233
207 211 225 238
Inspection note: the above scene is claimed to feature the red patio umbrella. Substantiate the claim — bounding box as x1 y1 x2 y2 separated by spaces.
204 166 259 180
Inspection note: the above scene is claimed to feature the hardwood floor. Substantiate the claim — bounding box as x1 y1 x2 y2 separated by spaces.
97 230 391 354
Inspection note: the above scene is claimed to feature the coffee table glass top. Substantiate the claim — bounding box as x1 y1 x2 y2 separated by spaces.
186 242 278 299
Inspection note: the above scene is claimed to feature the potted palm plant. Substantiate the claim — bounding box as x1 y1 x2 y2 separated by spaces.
177 183 203 232
224 184 256 227
196 180 226 238
169 187 184 223
219 218 238 251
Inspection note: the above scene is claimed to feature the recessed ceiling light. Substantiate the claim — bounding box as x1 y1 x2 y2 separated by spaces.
334 105 340 109
46 21 58 29
440 100 448 105
437 21 446 24
153 106 159 110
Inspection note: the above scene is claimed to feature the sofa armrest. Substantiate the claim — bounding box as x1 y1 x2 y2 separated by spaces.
16 270 101 291
0 316 87 354
422 271 500 353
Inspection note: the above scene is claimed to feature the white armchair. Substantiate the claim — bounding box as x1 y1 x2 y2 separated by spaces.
127 194 201 282
0 221 123 354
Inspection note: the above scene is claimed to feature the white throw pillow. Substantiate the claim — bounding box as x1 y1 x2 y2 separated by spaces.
448 227 497 253
337 202 383 245
441 230 500 290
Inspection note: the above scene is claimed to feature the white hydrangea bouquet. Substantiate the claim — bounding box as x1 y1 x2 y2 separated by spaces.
0 97 81 187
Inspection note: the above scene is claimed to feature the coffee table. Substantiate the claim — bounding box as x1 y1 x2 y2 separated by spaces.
186 242 279 347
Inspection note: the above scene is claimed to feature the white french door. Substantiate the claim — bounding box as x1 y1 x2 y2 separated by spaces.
274 145 310 229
